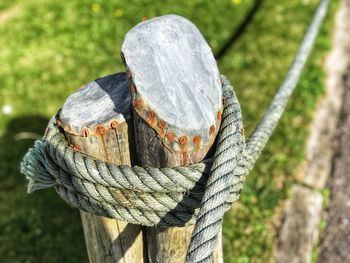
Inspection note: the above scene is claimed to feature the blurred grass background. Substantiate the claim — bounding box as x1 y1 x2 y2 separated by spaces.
0 0 338 262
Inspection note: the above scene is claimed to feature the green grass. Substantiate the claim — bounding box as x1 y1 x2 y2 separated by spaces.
0 0 338 262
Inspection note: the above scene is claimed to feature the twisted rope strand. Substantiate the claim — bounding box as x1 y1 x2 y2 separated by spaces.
185 77 246 262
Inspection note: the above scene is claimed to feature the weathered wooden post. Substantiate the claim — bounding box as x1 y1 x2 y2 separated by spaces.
58 73 144 263
122 15 224 262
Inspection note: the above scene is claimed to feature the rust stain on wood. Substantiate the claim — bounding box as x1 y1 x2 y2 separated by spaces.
181 152 190 166
179 136 188 145
167 132 175 141
157 120 166 130
96 126 109 161
96 126 106 136
70 144 81 152
110 121 119 129
82 128 89 137
133 99 143 109
209 125 215 135
147 111 156 125
193 135 201 145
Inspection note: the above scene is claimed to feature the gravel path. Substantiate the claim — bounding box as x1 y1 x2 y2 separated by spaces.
318 68 350 262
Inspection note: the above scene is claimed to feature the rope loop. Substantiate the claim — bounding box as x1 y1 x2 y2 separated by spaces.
21 75 247 228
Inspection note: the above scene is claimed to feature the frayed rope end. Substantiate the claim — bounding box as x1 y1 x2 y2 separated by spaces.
20 140 56 193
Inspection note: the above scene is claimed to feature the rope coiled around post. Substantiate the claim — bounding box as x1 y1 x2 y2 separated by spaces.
21 0 329 261
21 76 249 228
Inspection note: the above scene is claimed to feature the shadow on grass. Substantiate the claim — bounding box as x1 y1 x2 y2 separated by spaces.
215 0 263 60
0 115 87 263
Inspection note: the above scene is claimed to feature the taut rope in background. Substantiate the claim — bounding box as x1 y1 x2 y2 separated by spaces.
186 0 330 261
246 0 330 162
21 0 330 262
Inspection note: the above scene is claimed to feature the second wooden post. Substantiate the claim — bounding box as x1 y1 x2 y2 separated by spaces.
58 73 144 263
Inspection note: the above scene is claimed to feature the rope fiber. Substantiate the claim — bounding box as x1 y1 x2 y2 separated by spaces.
21 76 247 227
21 0 329 262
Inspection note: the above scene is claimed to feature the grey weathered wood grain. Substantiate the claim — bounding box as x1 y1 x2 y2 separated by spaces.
59 73 143 263
123 14 223 262
122 14 223 154
60 73 132 136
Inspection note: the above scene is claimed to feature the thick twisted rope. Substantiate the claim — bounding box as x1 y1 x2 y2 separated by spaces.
21 76 248 228
21 0 329 261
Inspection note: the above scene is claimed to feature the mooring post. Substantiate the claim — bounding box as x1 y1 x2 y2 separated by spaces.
58 73 144 263
122 15 224 262
20 1 331 261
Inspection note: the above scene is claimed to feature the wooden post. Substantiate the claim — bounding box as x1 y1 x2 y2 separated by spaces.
122 15 224 262
59 73 144 263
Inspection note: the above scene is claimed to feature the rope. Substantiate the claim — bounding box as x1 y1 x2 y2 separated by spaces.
246 0 330 163
21 76 248 227
20 0 329 261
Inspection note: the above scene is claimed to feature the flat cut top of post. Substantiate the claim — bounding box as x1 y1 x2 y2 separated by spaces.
59 73 132 136
121 14 222 152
